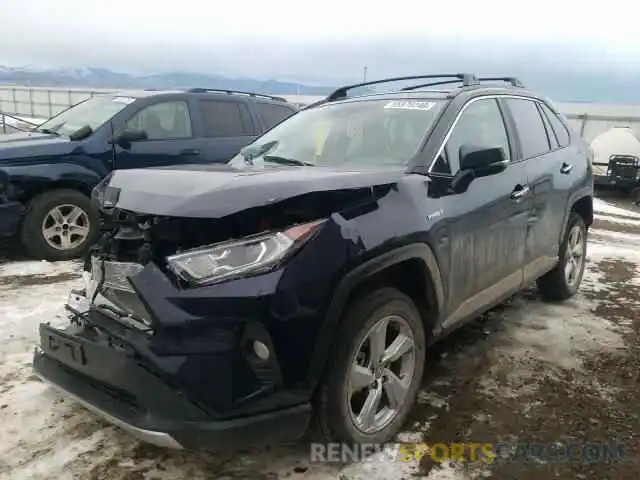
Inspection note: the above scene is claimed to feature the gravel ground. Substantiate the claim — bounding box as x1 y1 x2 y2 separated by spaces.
0 196 638 480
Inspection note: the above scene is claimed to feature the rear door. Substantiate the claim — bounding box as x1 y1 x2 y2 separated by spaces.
434 97 531 330
502 98 573 283
195 98 260 163
114 99 197 169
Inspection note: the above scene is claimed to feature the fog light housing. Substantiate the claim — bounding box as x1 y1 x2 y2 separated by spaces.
253 340 270 361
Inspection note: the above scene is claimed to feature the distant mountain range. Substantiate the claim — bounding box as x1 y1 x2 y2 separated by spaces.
0 65 639 104
0 66 336 96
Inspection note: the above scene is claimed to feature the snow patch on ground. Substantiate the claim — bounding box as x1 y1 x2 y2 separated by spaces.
593 198 640 219
1 202 638 479
0 260 80 278
594 213 640 226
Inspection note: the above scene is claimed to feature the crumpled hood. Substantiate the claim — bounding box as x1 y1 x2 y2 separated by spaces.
105 163 405 218
0 131 76 161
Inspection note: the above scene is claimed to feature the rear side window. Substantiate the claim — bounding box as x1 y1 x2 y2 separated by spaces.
539 103 570 148
200 100 256 137
256 102 295 130
505 98 550 159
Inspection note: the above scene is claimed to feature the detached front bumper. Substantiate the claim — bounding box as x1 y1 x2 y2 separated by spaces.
32 290 312 450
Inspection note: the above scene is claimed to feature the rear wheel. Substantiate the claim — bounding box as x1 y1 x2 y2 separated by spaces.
537 212 587 301
21 189 99 261
314 288 426 444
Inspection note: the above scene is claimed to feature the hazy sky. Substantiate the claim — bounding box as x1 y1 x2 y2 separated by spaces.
1 0 639 83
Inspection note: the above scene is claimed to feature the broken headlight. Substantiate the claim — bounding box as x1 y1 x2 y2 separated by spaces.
166 219 325 286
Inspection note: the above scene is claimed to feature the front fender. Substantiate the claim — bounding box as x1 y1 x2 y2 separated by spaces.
306 242 445 390
2 158 105 202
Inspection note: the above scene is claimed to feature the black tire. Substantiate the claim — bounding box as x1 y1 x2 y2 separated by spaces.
21 189 99 261
631 186 640 206
314 287 426 444
536 212 587 301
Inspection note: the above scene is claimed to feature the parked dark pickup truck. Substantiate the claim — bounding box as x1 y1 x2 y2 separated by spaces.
0 88 297 260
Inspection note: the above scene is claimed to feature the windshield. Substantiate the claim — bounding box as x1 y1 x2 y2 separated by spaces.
38 95 136 136
229 98 445 169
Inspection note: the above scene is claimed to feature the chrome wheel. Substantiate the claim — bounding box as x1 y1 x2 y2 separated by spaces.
347 314 417 434
564 225 585 287
41 204 90 251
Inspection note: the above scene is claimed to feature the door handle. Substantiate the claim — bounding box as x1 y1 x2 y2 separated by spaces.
180 148 200 156
510 185 530 200
560 162 574 174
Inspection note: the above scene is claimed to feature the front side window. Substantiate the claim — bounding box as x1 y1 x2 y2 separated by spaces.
38 95 136 137
125 101 192 140
229 98 445 169
432 98 510 175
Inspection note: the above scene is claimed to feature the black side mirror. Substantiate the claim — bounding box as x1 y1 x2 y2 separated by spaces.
109 129 147 148
451 144 508 193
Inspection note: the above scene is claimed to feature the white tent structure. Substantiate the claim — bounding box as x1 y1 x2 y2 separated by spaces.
590 126 640 176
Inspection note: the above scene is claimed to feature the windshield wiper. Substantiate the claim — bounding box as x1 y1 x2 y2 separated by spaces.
37 127 59 136
263 155 314 167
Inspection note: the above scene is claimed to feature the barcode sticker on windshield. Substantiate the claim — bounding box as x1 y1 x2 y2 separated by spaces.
112 96 136 104
384 100 436 111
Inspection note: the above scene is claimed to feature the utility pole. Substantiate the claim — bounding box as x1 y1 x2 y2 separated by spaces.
362 66 368 83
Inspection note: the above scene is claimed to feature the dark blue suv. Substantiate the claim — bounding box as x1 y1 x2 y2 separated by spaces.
0 88 297 260
33 74 593 450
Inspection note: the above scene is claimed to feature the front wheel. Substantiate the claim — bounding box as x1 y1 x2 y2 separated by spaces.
537 212 587 301
314 288 426 444
21 189 99 261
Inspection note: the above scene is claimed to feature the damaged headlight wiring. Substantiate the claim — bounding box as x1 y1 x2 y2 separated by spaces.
166 219 326 286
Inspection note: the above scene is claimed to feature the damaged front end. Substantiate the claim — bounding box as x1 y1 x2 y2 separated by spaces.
32 172 387 448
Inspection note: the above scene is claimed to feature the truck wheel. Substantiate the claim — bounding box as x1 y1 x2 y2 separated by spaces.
314 288 426 444
632 186 640 206
536 212 587 301
21 189 99 261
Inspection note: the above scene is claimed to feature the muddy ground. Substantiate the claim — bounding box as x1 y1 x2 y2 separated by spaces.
0 195 638 479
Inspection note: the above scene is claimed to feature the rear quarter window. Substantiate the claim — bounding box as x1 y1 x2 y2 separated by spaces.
540 103 571 148
256 102 296 130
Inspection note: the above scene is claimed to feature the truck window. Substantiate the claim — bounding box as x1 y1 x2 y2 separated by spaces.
256 103 296 130
200 100 256 137
126 101 193 140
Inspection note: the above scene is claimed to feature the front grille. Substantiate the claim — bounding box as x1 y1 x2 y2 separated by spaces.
609 157 638 179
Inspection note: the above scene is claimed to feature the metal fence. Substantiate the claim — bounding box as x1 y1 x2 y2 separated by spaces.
1 85 639 144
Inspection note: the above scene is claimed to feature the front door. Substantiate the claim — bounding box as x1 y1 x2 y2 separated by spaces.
432 97 531 331
114 100 198 169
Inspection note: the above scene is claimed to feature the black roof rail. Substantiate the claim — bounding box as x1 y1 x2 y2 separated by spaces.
186 88 287 102
325 74 479 102
400 79 470 91
477 76 525 88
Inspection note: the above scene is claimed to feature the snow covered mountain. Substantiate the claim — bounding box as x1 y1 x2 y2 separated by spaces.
0 66 336 95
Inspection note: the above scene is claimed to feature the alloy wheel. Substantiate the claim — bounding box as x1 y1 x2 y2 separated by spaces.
41 204 91 251
564 225 585 287
346 314 417 434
